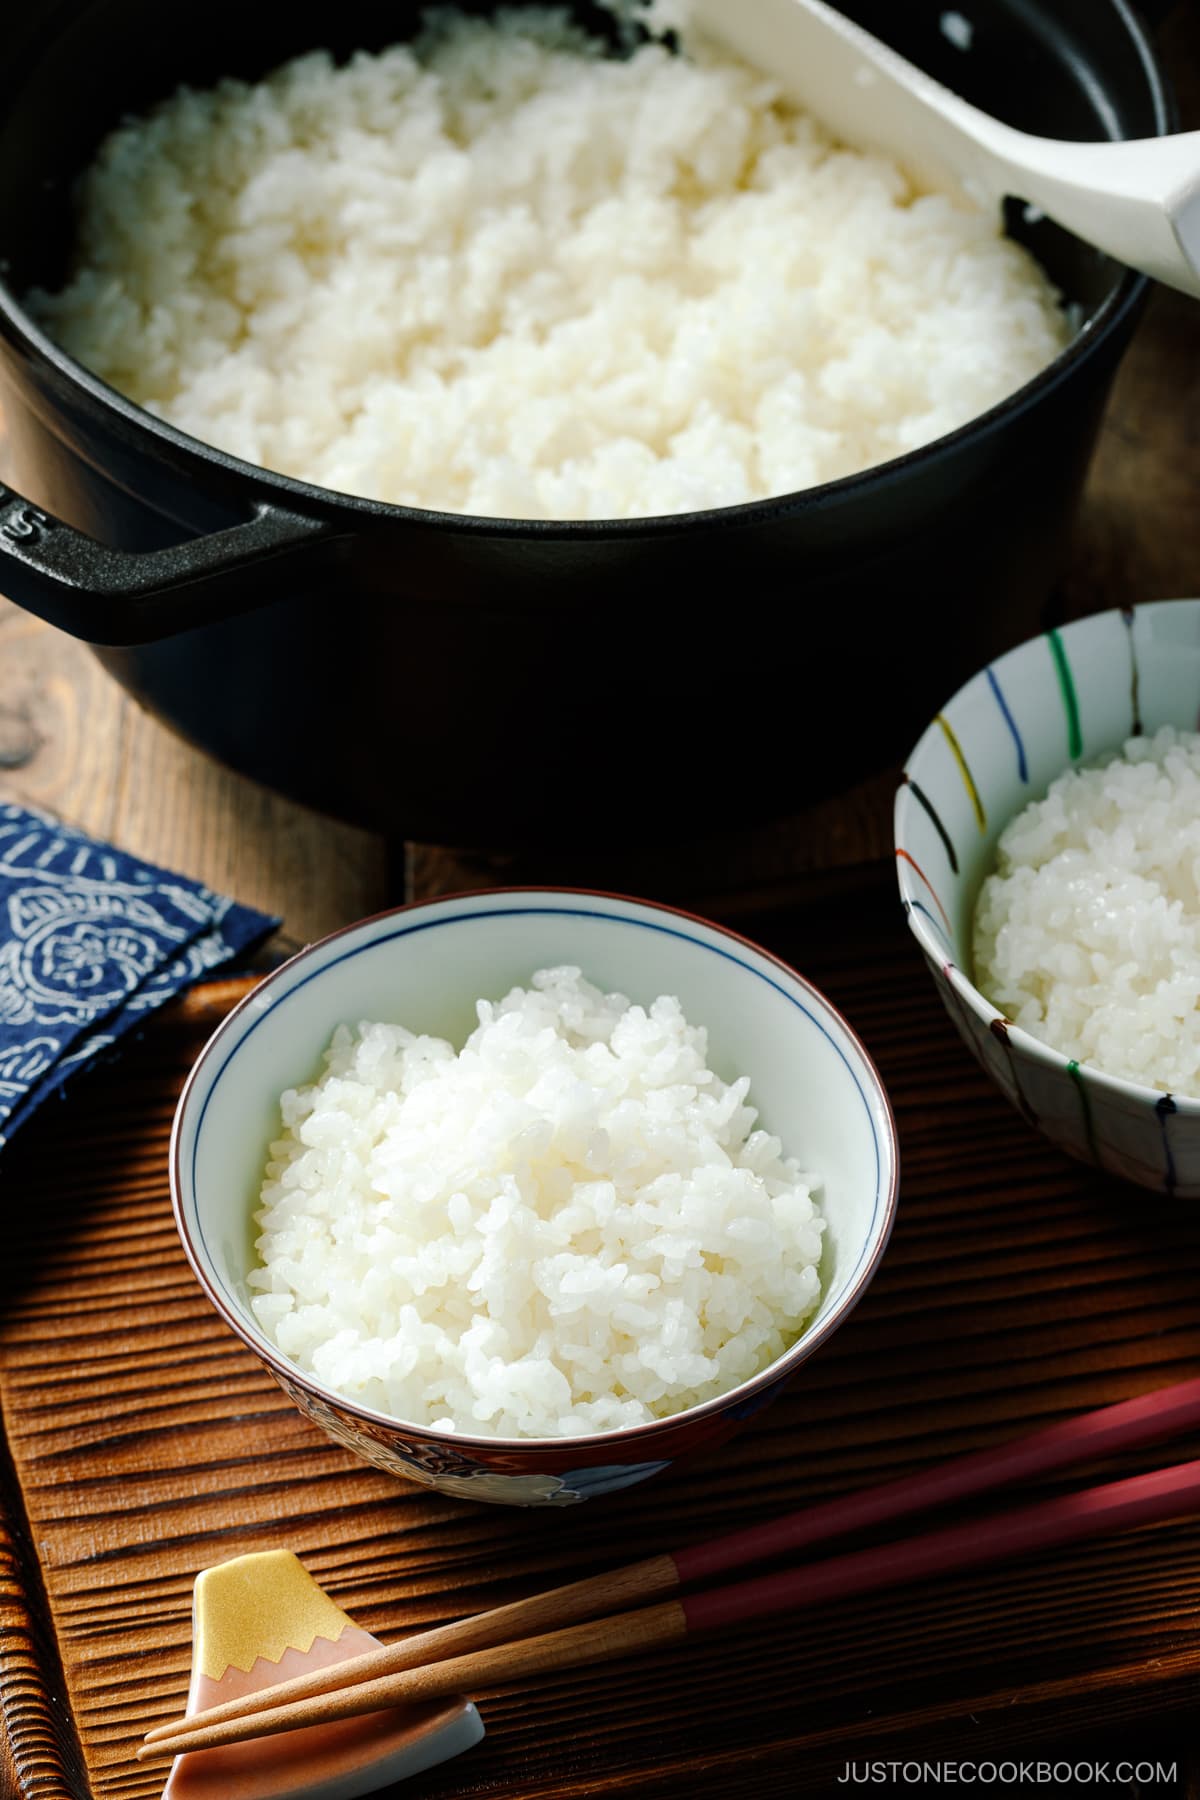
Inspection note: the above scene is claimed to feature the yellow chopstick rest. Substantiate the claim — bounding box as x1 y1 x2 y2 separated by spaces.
161 1550 483 1800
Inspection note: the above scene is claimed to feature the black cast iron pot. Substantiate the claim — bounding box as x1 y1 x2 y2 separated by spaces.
0 0 1176 845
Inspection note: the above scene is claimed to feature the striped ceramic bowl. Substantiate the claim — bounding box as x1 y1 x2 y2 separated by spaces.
895 600 1200 1197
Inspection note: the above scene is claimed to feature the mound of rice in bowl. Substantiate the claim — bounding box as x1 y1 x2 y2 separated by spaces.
973 727 1200 1095
248 966 825 1438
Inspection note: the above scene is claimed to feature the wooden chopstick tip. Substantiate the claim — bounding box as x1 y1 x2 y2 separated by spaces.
140 1552 683 1756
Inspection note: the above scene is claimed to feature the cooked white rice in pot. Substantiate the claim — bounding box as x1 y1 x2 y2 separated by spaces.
31 4 1068 521
974 727 1200 1095
248 966 825 1438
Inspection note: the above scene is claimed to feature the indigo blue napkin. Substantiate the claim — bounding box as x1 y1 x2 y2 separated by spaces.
0 803 279 1145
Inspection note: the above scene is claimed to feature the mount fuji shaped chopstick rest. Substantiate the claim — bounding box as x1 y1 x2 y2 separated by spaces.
162 1551 483 1800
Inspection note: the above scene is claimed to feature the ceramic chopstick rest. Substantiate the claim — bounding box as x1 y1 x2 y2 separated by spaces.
162 1550 483 1800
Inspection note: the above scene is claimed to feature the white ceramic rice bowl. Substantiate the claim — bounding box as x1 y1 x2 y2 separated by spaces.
171 889 898 1505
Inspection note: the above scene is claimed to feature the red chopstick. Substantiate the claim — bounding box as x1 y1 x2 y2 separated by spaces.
684 1454 1200 1632
677 1375 1200 1584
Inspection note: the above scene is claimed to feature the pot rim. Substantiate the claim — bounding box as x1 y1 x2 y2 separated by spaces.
169 884 901 1458
0 0 1171 540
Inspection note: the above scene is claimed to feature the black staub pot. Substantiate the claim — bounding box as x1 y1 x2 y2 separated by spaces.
0 1 1174 844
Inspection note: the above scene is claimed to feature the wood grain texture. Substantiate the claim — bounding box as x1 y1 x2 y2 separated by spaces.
1 888 1199 1800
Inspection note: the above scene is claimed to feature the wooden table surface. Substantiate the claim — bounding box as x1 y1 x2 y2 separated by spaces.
0 9 1198 1796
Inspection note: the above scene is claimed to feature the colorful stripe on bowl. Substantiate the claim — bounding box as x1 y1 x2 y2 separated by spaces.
935 713 987 832
985 666 1028 784
1047 629 1083 762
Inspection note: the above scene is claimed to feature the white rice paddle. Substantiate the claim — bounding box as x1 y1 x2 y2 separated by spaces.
689 0 1200 298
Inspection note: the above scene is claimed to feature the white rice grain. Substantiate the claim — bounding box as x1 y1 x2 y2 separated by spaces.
248 966 824 1437
973 727 1200 1094
31 5 1067 521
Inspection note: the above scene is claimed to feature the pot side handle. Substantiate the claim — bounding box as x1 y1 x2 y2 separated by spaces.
0 480 340 645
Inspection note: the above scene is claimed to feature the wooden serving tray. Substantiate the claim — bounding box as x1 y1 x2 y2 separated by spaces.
2 881 1199 1800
